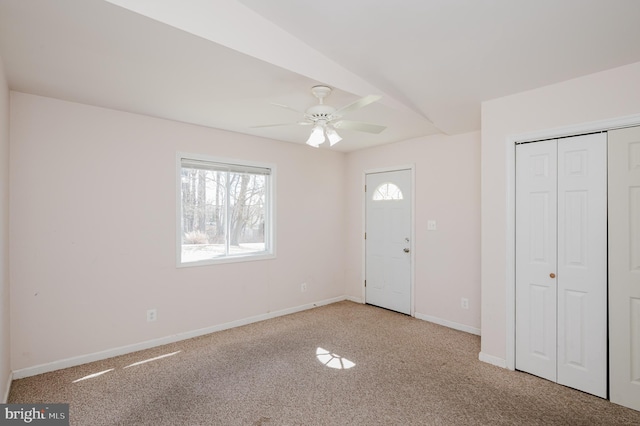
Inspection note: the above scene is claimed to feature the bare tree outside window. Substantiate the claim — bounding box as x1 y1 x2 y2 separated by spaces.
179 156 272 265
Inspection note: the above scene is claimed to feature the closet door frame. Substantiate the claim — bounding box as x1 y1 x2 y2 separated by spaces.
505 114 640 372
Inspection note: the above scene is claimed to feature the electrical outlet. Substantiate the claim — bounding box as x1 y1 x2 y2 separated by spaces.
427 220 437 231
147 309 157 322
301 282 307 292
461 298 469 310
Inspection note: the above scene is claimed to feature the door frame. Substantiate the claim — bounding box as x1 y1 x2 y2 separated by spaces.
362 165 415 316
505 113 640 371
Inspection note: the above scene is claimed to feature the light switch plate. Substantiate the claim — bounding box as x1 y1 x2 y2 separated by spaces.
427 220 437 231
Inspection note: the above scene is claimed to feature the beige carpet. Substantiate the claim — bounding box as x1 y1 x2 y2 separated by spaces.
8 301 640 425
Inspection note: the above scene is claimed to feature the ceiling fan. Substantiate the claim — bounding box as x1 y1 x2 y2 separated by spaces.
253 85 386 148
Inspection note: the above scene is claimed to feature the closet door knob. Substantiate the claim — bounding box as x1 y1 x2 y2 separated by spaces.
550 273 556 279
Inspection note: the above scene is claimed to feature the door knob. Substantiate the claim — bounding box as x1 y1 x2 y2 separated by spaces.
550 273 556 279
403 248 410 253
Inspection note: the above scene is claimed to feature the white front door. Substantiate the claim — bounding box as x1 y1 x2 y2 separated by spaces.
516 133 607 398
365 169 412 315
609 125 640 411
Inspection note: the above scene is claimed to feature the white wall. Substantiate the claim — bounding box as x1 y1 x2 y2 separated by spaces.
345 132 481 333
9 92 346 372
0 56 11 401
480 61 640 365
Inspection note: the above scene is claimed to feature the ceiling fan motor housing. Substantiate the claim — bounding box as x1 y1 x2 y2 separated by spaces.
307 85 336 122
306 104 336 120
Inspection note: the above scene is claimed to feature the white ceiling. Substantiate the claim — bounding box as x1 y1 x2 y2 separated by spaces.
1 0 639 152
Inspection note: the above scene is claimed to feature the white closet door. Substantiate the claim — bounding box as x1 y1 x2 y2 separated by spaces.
556 133 607 398
516 140 558 383
516 134 607 398
609 126 640 411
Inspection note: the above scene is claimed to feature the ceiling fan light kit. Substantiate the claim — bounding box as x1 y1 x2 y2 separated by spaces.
255 85 386 148
325 125 342 146
306 123 325 148
305 120 343 148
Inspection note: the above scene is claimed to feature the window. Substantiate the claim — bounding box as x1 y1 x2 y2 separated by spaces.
372 182 404 201
177 154 274 266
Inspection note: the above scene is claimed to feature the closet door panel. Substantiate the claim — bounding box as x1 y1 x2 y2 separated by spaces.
609 126 640 411
515 140 558 382
557 133 607 398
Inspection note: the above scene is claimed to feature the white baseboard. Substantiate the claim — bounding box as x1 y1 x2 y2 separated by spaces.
344 295 363 304
2 371 11 403
478 351 508 369
414 312 481 336
12 296 347 379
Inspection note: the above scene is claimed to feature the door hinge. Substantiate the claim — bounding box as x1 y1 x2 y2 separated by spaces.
364 280 367 287
364 184 367 192
364 232 367 239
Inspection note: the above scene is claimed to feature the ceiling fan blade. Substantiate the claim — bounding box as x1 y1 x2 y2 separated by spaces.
334 95 381 115
334 120 386 134
250 122 297 128
270 102 305 114
250 120 313 129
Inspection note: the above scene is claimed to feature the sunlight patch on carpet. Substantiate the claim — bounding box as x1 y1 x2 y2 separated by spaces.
316 347 355 369
124 351 182 369
72 368 115 383
71 350 182 383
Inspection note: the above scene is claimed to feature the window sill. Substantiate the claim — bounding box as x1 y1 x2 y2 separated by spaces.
176 252 276 268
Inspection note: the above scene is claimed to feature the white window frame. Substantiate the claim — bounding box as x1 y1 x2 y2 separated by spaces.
176 152 276 267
